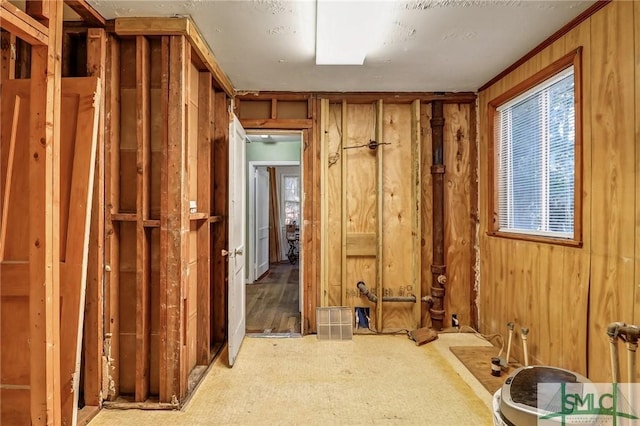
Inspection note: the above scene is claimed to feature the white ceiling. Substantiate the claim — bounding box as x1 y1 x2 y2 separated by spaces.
88 0 596 93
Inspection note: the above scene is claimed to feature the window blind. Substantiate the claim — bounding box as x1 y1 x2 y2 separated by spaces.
496 66 575 238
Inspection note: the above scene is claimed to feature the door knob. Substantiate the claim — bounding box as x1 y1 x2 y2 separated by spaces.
234 248 243 255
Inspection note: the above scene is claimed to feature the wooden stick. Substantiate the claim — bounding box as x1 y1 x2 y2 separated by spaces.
0 97 20 262
375 100 383 332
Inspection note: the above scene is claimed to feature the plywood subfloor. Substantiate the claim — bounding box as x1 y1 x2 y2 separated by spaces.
89 334 493 425
450 346 520 395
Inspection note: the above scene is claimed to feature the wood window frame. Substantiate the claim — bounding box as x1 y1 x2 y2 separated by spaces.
487 47 583 247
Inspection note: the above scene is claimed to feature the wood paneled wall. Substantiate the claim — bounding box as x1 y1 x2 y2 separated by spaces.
478 0 639 381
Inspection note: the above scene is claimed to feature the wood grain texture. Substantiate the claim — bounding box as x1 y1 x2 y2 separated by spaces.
29 3 63 423
478 1 637 379
1 79 31 426
443 104 472 328
635 0 640 354
134 35 151 403
326 102 343 307
588 0 635 382
381 103 415 330
104 33 121 400
196 71 212 365
83 26 106 408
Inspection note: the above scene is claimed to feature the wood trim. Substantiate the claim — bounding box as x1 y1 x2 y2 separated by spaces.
239 118 313 130
236 92 314 101
134 35 151 403
486 48 583 247
239 92 476 104
318 93 477 104
112 17 235 97
478 0 611 91
1 2 49 46
63 0 106 27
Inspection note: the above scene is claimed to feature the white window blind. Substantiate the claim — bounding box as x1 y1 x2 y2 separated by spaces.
283 175 300 225
496 66 575 239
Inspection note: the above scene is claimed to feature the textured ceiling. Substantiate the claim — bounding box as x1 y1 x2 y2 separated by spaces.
88 0 596 92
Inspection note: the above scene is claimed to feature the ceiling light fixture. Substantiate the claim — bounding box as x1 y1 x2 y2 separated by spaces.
315 0 394 66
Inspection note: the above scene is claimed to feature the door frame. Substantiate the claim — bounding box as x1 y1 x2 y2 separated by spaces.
247 160 300 284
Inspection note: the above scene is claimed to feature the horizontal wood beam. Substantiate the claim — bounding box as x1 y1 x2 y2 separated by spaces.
184 18 234 97
0 2 49 46
64 0 106 27
236 92 314 101
240 118 313 129
318 92 477 104
112 17 234 96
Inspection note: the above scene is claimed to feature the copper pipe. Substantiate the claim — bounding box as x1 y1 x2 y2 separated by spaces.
430 100 446 330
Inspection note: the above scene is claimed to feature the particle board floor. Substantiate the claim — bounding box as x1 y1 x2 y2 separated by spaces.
89 334 494 426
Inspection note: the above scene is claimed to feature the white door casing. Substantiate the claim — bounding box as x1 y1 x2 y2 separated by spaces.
228 115 246 367
255 167 270 279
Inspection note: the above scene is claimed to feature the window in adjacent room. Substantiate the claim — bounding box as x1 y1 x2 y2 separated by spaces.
282 175 300 225
488 48 582 245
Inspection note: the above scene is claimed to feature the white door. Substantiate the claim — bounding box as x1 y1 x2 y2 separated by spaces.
255 167 270 279
228 115 246 366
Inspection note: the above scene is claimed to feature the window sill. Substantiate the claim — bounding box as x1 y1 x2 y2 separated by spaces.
486 230 583 248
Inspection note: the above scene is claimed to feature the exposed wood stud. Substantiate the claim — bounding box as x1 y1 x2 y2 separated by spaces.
319 98 329 307
196 72 212 365
135 35 151 403
411 99 422 328
84 26 107 408
1 31 16 79
113 17 234 96
211 91 229 344
104 33 121 401
28 1 63 424
63 0 107 27
160 35 188 403
375 99 383 332
0 2 49 46
25 0 50 26
340 100 348 306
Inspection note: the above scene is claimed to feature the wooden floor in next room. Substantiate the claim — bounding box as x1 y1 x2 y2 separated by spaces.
246 262 301 335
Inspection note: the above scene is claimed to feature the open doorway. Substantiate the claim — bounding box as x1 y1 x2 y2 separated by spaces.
245 132 302 336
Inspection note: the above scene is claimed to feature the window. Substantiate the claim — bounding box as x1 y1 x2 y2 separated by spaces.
488 49 582 245
282 175 300 225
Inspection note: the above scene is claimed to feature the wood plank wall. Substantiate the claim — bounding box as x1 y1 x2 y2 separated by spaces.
478 0 640 381
105 34 228 404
